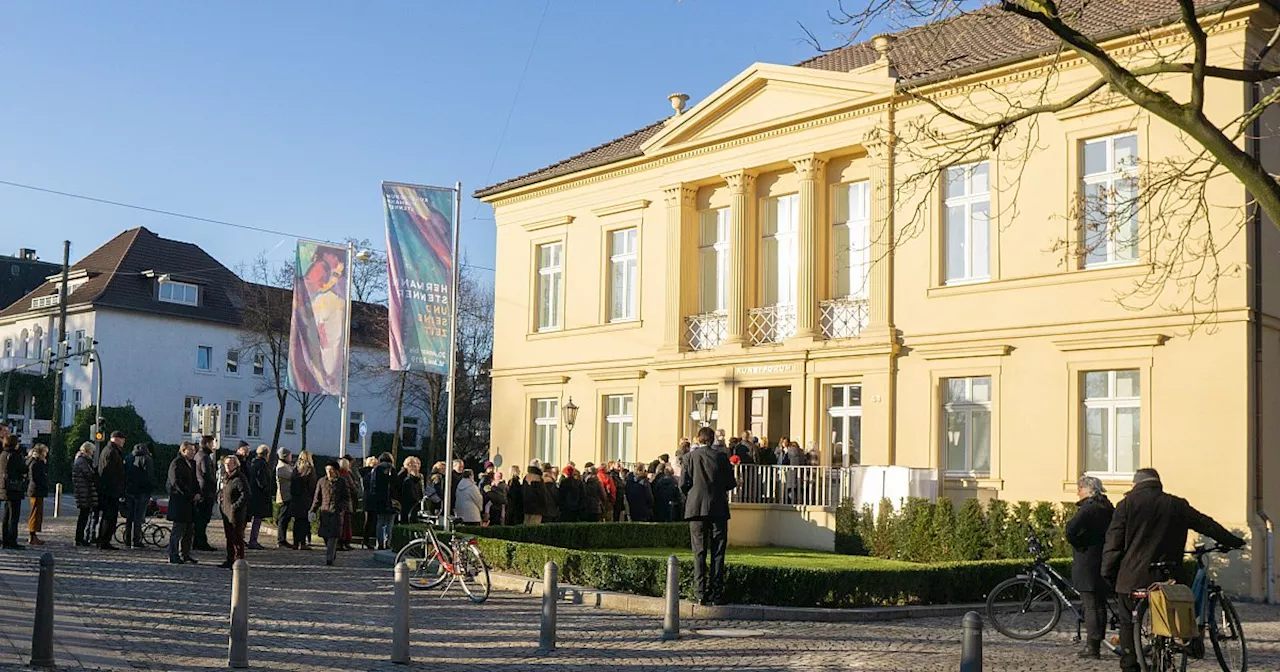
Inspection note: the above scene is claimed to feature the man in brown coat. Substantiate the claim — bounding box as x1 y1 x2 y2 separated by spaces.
312 462 351 566
218 456 251 569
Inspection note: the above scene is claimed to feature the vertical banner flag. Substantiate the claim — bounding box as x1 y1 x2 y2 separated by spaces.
382 182 456 374
288 240 350 395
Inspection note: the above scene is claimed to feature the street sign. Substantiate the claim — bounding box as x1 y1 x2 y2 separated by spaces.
359 420 368 438
29 420 51 435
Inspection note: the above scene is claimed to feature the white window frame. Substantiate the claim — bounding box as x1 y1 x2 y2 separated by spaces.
532 398 559 465
196 345 213 372
761 194 799 308
18 329 28 359
247 402 262 439
348 411 364 445
1081 132 1140 268
943 161 991 284
603 394 635 464
832 181 871 299
608 227 639 322
33 327 43 361
2 339 10 359
284 417 297 434
183 395 202 433
226 349 239 375
535 242 564 332
1082 369 1142 478
159 280 199 306
71 389 83 413
252 351 265 376
942 376 993 477
827 384 863 467
74 330 86 365
698 208 730 313
224 400 240 437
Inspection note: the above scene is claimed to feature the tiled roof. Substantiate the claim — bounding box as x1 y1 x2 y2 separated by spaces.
475 0 1229 199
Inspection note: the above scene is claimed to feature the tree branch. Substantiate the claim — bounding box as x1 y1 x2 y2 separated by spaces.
1176 0 1209 112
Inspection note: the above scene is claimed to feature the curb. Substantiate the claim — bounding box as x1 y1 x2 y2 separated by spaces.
372 549 984 623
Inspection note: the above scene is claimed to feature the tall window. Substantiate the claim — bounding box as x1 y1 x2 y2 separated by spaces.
224 400 240 436
1083 370 1141 476
182 395 202 433
943 376 992 475
72 389 83 413
33 327 43 361
686 390 718 438
247 402 262 439
348 411 364 444
944 162 991 283
698 208 730 313
252 351 265 376
196 345 213 371
159 280 199 306
226 349 239 374
532 398 559 464
284 418 297 434
1082 133 1139 267
828 384 863 467
762 194 799 307
18 329 28 359
74 330 86 364
536 242 563 331
608 227 639 322
604 394 635 463
832 181 871 299
2 339 10 359
402 416 420 450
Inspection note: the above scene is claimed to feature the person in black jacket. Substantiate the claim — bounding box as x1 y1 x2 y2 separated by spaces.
0 435 24 549
193 436 218 552
557 465 584 523
1102 468 1245 672
97 431 127 550
166 441 199 564
245 446 272 551
312 461 352 566
652 465 682 523
219 456 251 569
366 453 398 550
682 426 738 605
626 467 654 522
504 467 524 525
521 467 547 525
123 443 153 549
72 442 98 547
1064 475 1115 659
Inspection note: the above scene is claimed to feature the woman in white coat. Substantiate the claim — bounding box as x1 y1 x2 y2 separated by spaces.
454 470 484 525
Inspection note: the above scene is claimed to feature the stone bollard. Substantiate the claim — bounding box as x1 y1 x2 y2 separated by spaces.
391 562 410 664
538 561 558 651
29 553 55 669
662 555 680 641
960 610 983 672
53 484 62 518
227 560 249 669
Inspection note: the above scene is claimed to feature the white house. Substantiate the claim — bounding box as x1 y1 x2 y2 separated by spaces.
0 227 403 456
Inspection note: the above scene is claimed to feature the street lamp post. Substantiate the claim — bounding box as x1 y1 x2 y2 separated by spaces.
563 397 579 467
697 393 715 429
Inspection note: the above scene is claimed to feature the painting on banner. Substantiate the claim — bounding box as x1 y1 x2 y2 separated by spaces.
288 240 350 395
382 182 455 374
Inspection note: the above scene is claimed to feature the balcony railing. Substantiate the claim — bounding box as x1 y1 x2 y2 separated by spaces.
820 297 870 340
684 311 728 351
729 464 939 510
748 304 796 346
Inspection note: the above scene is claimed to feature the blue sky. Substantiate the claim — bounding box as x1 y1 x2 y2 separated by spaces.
0 1 857 282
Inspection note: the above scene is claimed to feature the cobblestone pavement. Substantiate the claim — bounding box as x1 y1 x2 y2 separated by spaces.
2 511 1280 671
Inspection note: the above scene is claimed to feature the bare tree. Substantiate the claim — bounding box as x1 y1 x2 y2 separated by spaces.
289 390 329 452
345 237 388 305
806 0 1280 321
234 255 293 450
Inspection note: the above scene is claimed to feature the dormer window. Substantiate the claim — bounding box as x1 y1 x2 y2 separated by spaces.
159 280 199 306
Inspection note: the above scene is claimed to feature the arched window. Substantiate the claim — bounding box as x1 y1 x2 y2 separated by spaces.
33 326 43 359
18 329 28 358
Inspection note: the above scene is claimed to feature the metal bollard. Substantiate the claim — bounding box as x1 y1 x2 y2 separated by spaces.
227 560 249 669
391 562 410 664
662 555 680 641
538 561 558 651
960 610 983 672
53 484 62 518
29 553 55 669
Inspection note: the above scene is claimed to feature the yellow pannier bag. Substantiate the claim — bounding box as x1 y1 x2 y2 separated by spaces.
1148 582 1197 639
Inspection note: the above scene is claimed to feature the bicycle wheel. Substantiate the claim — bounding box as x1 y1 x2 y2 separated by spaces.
1136 600 1189 672
457 542 490 604
394 538 448 590
986 575 1062 640
148 524 169 548
1209 593 1247 672
113 524 126 547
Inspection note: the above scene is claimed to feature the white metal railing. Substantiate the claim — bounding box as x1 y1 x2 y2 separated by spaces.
748 304 796 346
820 297 870 340
684 312 728 351
729 464 939 509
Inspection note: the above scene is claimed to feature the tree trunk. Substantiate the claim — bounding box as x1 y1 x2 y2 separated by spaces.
300 414 308 451
272 390 286 452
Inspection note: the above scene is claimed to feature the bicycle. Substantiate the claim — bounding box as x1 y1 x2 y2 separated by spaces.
114 515 170 548
986 526 1121 653
392 511 490 603
1134 543 1246 672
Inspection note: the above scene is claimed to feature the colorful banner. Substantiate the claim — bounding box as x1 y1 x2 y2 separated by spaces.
288 240 350 395
383 182 456 373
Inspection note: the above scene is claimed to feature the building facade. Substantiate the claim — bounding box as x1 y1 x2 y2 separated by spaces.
0 248 59 311
480 2 1280 596
0 227 400 456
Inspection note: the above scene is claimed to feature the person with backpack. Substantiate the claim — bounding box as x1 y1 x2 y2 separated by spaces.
246 445 272 551
0 435 25 549
72 442 98 547
123 443 153 548
365 452 398 550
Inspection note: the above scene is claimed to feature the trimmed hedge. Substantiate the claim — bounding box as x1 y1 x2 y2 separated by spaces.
391 521 689 552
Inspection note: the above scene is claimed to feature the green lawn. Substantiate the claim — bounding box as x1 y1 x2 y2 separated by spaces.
613 546 915 570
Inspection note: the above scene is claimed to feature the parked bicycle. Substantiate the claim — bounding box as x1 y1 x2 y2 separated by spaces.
1134 543 1246 672
986 526 1121 653
113 499 170 548
393 511 490 604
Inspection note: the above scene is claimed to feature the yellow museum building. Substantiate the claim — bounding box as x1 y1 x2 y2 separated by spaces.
478 0 1280 596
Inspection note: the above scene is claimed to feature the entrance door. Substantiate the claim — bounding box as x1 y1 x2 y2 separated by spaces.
748 389 768 440
744 386 792 447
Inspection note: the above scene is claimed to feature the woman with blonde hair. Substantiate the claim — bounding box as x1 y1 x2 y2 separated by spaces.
289 450 318 550
25 444 49 545
72 442 98 546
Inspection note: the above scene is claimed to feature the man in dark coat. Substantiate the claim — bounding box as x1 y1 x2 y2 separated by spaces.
504 467 524 525
312 462 351 566
557 465 584 523
0 435 27 549
72 442 98 547
166 441 199 564
682 426 737 605
1102 468 1244 672
193 436 218 552
625 468 654 522
1064 475 1115 659
96 431 127 550
652 466 682 523
219 456 251 569
366 453 398 550
123 443 153 549
246 446 272 550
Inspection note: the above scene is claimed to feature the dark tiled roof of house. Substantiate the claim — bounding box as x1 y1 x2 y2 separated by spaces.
474 0 1228 199
0 227 387 348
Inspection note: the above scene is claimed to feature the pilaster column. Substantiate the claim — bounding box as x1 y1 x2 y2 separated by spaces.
661 184 697 353
865 135 896 332
722 169 757 347
789 154 827 340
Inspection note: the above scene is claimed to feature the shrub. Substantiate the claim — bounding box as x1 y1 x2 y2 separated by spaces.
871 498 895 558
953 498 988 561
833 498 866 555
930 498 957 561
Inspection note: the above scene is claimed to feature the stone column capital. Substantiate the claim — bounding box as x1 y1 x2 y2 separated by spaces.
863 131 897 162
721 170 757 195
788 154 828 181
661 184 697 209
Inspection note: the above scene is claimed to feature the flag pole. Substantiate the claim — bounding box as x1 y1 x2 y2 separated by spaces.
442 182 462 531
338 242 355 459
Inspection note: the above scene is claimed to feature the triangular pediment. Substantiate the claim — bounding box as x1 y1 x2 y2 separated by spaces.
642 63 894 155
